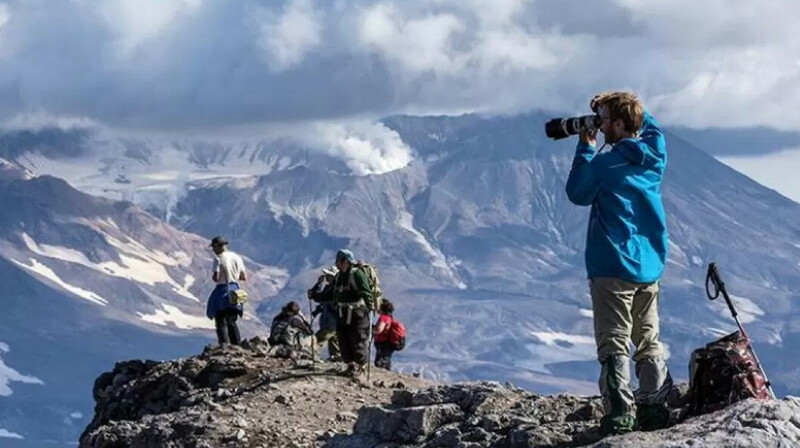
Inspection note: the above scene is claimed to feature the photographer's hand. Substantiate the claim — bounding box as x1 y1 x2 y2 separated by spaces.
579 130 597 147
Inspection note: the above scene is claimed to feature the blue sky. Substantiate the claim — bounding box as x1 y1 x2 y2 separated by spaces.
0 0 798 198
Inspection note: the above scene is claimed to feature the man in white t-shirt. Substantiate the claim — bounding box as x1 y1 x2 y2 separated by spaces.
205 236 247 346
212 245 246 285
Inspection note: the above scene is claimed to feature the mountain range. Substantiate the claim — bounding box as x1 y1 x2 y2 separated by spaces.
2 112 800 447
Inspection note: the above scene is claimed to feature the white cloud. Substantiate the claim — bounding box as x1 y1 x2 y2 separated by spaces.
1 112 98 131
255 0 322 72
356 1 577 78
313 120 413 175
1 0 800 131
96 0 203 54
0 3 9 30
358 4 466 75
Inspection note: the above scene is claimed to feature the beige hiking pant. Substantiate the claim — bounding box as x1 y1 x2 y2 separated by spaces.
590 277 672 416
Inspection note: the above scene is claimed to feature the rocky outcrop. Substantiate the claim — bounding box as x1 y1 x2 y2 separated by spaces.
80 338 800 448
80 337 431 448
330 382 800 448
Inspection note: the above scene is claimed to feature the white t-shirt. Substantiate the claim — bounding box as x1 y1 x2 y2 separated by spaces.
212 251 246 285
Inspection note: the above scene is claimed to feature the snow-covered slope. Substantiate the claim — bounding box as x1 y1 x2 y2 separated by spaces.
0 164 287 446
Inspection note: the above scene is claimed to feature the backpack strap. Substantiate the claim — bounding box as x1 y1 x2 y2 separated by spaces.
348 269 356 291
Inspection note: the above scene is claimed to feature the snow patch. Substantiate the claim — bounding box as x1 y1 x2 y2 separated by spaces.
691 255 703 266
521 331 596 374
666 258 687 269
101 232 184 268
182 274 196 292
267 201 311 236
14 143 282 208
701 200 744 227
137 304 215 330
11 257 107 305
667 239 686 257
710 294 764 324
531 331 595 346
705 327 732 338
396 210 467 289
0 342 45 397
0 429 23 439
21 232 198 302
767 329 783 345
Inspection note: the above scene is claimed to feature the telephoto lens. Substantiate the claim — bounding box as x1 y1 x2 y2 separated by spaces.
544 115 602 140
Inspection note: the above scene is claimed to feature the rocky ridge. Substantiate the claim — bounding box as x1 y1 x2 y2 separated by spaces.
79 339 800 448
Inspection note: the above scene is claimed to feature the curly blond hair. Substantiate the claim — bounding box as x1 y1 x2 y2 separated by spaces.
597 92 644 134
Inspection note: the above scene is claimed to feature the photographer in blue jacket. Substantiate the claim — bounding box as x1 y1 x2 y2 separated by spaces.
566 92 673 436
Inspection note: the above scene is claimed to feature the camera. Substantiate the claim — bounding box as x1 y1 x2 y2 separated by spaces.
544 115 602 140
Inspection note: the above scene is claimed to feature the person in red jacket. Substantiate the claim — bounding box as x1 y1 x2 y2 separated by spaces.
373 300 396 371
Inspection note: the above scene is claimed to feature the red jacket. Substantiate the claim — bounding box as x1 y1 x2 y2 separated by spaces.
374 314 392 343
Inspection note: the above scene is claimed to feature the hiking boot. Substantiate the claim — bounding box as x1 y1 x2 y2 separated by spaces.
348 363 367 379
341 362 356 377
599 414 636 437
636 403 670 431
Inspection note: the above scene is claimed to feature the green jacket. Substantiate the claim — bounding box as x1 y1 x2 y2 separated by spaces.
331 267 373 306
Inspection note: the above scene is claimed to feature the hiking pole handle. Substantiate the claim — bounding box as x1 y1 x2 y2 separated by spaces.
706 262 738 319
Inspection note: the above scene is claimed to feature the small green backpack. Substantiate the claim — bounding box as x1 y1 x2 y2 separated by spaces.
349 261 383 311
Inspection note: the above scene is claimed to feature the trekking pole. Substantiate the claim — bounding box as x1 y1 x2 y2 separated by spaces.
308 298 316 363
705 262 775 398
367 310 375 383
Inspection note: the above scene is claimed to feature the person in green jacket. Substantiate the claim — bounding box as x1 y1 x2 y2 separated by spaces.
324 249 373 377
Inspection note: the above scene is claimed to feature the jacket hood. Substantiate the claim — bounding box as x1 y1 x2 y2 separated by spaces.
614 138 664 169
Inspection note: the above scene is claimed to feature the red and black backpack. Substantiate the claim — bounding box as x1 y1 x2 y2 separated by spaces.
387 318 406 351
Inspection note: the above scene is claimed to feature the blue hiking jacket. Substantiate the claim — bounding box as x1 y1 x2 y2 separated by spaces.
565 111 668 283
206 282 243 319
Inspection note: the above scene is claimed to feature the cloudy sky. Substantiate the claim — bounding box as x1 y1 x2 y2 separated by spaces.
0 0 799 191
2 0 799 130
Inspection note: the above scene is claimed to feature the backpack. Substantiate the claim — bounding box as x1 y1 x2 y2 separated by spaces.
348 261 383 311
268 316 289 346
387 318 406 351
688 330 771 416
268 313 306 347
228 289 248 305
